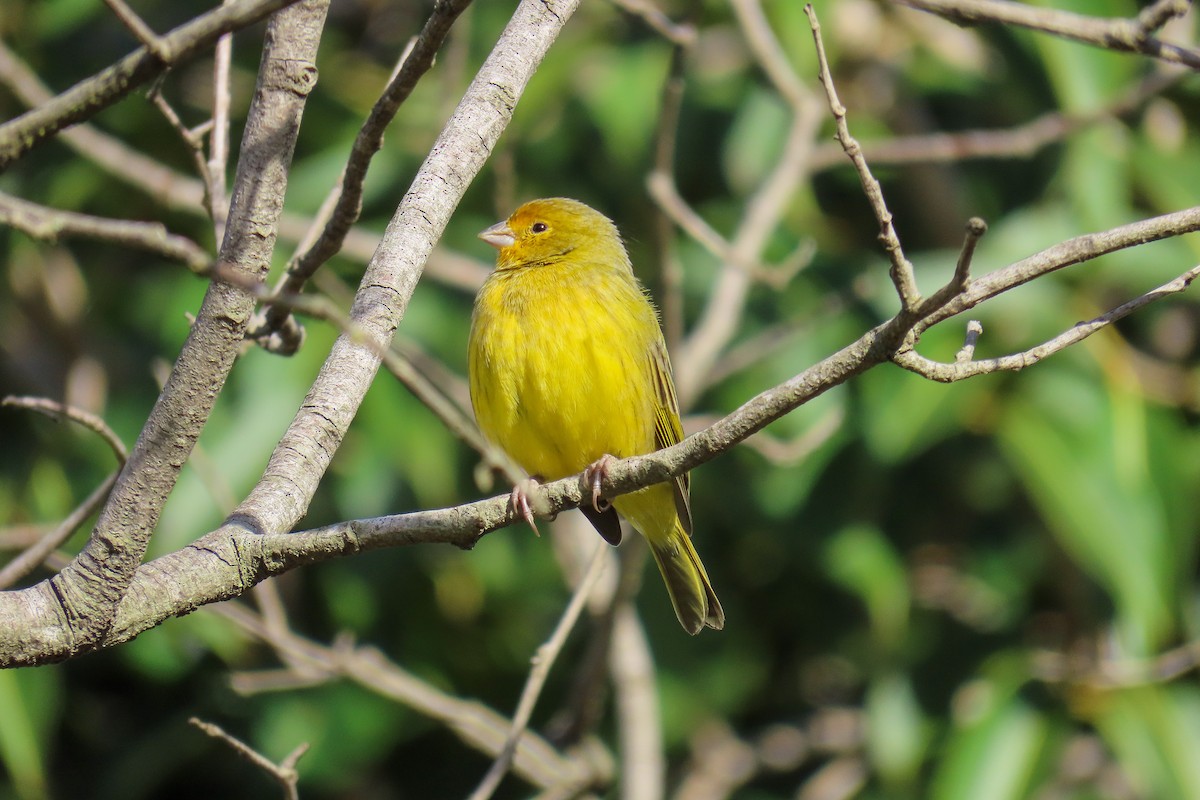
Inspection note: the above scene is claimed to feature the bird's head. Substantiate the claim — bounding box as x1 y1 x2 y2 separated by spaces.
479 198 630 272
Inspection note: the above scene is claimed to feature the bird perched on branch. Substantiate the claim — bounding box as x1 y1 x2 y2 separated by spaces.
468 197 724 634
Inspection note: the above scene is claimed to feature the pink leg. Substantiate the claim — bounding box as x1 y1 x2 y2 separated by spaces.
511 478 542 536
582 454 617 513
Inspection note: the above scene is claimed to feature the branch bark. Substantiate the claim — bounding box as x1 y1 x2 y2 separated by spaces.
0 0 303 169
0 0 328 665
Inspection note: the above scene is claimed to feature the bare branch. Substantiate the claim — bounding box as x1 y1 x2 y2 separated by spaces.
896 0 1200 70
807 71 1184 171
147 89 213 199
895 263 1200 381
611 604 664 800
650 38 692 350
674 1 823 404
2 396 128 464
0 0 303 168
0 0 331 665
607 0 696 46
805 4 920 312
229 0 583 546
0 474 117 590
953 217 988 290
102 0 168 60
210 15 235 238
30 204 1189 666
469 545 608 800
253 0 474 353
189 717 307 800
211 603 610 793
0 191 210 271
729 0 811 109
956 320 984 363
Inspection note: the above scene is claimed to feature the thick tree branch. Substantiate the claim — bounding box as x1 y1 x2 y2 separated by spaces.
27 204 1179 665
252 0 475 354
0 0 303 169
227 0 582 544
0 0 329 665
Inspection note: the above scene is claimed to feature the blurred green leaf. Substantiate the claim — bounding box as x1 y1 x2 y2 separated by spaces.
0 670 48 800
866 671 928 786
998 369 1177 654
824 524 909 651
931 682 1048 800
723 88 789 196
1095 685 1200 800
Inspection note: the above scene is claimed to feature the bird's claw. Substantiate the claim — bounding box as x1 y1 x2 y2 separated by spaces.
511 479 542 536
583 454 616 513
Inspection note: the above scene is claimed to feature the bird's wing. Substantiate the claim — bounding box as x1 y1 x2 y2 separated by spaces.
650 339 693 536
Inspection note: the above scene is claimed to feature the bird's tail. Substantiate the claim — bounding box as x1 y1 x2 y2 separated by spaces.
648 521 724 635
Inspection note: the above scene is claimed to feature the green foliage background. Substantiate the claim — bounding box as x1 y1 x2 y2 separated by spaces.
2 0 1200 798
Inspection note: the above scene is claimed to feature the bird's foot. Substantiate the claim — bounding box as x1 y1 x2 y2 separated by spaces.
511 477 545 536
582 454 617 513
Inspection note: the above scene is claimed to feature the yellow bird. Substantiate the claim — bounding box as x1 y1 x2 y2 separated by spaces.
468 197 724 634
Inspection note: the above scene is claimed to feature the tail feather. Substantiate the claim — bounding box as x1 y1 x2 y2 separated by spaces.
648 523 724 635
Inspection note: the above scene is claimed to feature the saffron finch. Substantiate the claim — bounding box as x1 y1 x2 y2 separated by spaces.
468 197 724 634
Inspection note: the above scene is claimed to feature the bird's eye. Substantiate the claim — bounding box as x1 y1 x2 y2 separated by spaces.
531 222 548 233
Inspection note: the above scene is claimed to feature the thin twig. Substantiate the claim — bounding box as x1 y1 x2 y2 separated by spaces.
955 320 983 363
189 717 307 800
102 0 167 59
210 6 234 237
646 173 738 270
896 0 1200 70
953 217 988 291
147 89 213 206
2 396 128 463
210 602 609 793
808 70 1184 171
805 4 920 312
468 544 608 800
0 190 211 271
0 0 302 168
650 38 692 351
607 0 696 46
729 0 810 109
254 0 474 352
895 264 1200 381
0 473 118 590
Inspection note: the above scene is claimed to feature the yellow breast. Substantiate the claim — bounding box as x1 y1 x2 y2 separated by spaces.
467 259 662 482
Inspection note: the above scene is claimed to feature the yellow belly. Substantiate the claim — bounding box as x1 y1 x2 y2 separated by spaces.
468 261 661 482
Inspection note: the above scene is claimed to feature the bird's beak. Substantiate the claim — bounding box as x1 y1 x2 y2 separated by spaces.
478 221 515 250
